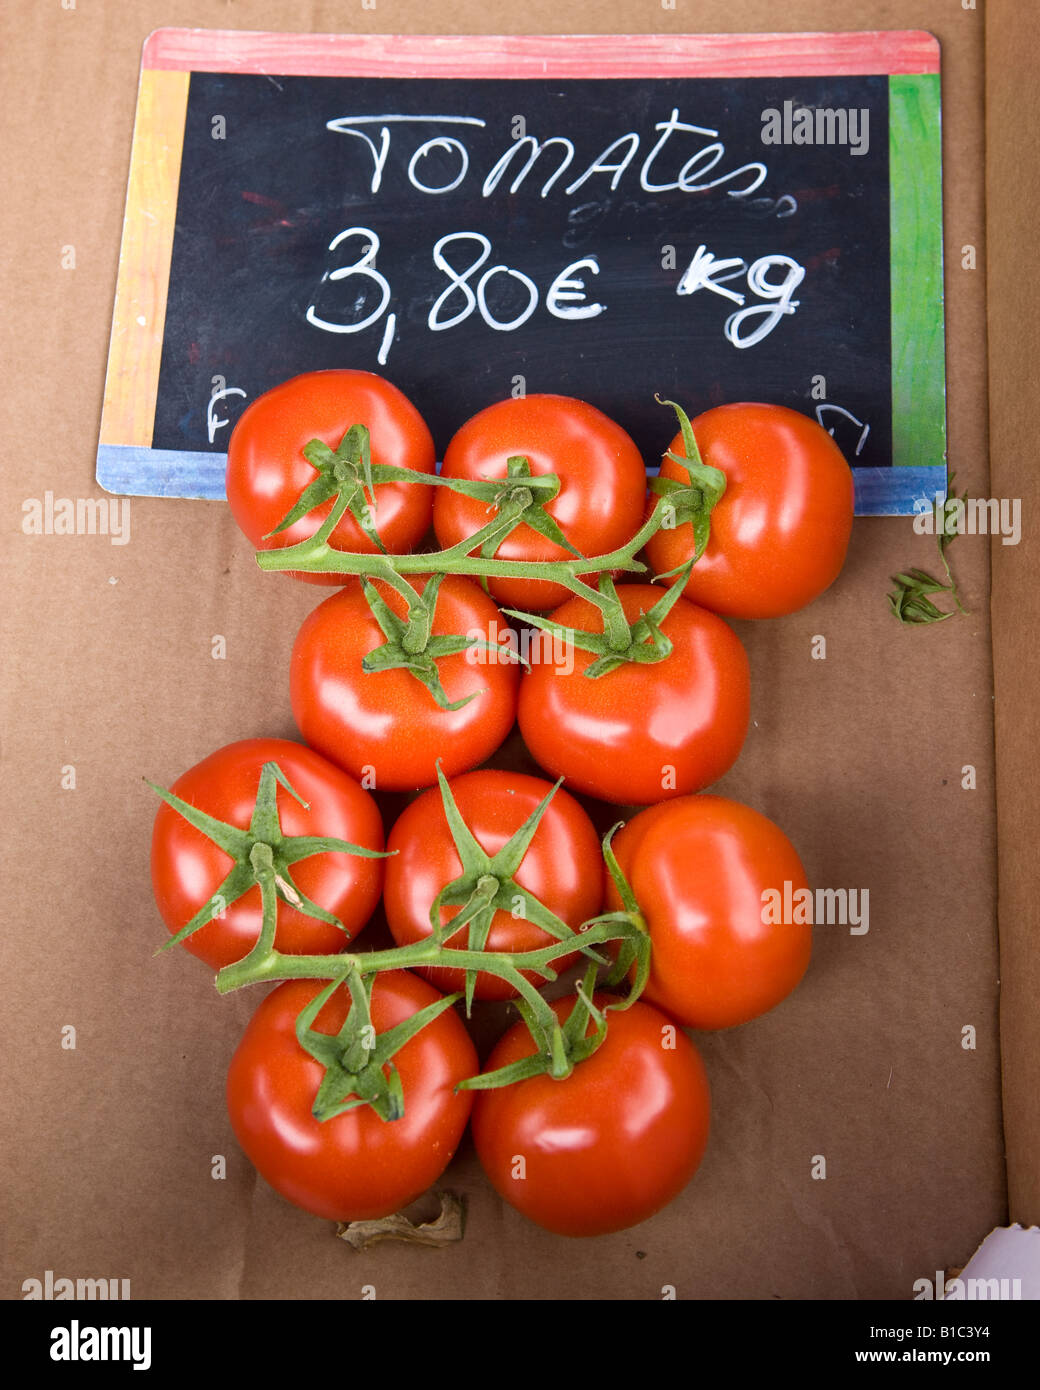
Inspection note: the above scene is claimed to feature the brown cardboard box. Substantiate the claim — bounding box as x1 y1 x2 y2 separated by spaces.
1 0 1033 1301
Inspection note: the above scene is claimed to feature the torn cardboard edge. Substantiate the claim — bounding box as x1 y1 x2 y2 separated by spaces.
985 0 1040 1230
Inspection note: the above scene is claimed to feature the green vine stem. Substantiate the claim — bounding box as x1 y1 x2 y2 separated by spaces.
213 906 647 1118
256 495 663 583
583 822 653 1000
213 917 637 999
252 398 725 608
152 762 651 1122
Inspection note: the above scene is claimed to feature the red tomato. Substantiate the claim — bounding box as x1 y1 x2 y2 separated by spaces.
606 795 812 1029
472 994 710 1236
646 402 854 618
384 771 602 1001
150 739 384 971
290 574 520 792
517 584 749 805
433 394 647 610
226 370 435 585
227 974 477 1221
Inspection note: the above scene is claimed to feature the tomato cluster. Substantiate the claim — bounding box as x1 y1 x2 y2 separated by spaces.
150 369 853 1239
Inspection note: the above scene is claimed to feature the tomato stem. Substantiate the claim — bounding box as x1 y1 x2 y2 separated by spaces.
161 761 650 1106
159 761 651 1119
255 500 664 581
254 395 727 690
502 562 695 679
888 472 970 624
256 485 716 688
359 571 523 711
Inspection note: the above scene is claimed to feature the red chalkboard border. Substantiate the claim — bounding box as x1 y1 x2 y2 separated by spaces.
142 27 940 79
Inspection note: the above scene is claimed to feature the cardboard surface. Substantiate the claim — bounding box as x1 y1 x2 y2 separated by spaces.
0 0 1019 1301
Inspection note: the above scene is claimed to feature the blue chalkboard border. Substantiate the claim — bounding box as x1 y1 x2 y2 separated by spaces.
96 442 947 517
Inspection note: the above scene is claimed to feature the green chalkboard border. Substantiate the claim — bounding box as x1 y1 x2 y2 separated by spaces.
889 72 947 480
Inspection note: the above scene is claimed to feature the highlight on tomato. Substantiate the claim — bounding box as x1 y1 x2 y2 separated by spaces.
646 401 855 618
383 769 603 1002
290 573 521 792
516 583 750 805
226 369 436 584
471 993 711 1237
604 794 813 1030
150 738 385 971
433 393 648 611
226 974 477 1222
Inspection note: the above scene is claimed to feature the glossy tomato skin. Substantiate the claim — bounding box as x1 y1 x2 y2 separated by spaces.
226 370 435 585
434 394 647 611
646 403 854 618
517 585 749 805
150 739 385 971
606 795 812 1030
472 994 710 1237
384 771 602 1001
226 974 477 1221
290 574 520 792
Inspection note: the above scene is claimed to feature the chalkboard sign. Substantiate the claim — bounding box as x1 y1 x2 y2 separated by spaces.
99 29 945 515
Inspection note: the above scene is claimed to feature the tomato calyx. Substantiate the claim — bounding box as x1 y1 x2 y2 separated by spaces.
648 397 727 571
458 953 646 1092
147 760 391 958
504 569 695 678
475 454 581 563
456 823 654 1094
294 971 463 1122
426 765 599 1013
467 965 608 1090
359 569 523 711
213 905 651 1120
266 424 391 552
